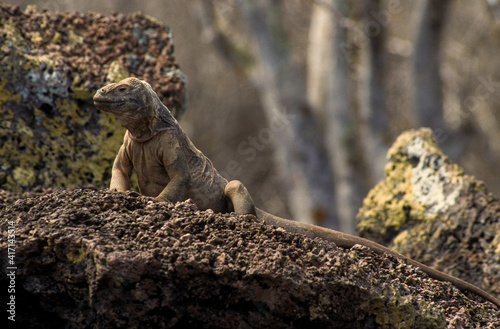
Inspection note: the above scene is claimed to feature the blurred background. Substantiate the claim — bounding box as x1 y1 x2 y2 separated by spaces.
5 0 500 233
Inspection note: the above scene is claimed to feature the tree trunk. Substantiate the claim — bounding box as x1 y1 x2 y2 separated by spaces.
413 0 451 130
307 0 358 233
355 0 390 185
236 0 338 229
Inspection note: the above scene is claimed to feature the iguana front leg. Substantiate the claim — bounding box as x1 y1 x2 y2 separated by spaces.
155 148 190 203
110 145 133 192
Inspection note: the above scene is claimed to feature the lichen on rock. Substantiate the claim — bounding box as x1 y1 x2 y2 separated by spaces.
0 3 186 191
357 128 500 299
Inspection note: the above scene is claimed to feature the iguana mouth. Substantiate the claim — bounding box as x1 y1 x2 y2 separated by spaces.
94 100 126 106
94 96 141 108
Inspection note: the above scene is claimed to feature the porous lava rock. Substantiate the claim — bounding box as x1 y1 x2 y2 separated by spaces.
1 187 499 328
0 3 186 191
357 128 500 301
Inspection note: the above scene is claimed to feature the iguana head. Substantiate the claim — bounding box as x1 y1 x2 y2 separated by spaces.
94 77 176 141
93 77 157 116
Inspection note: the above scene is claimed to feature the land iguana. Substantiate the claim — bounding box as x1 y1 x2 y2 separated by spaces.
93 77 500 308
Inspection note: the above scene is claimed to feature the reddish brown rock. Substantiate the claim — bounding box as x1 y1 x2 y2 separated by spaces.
0 3 186 191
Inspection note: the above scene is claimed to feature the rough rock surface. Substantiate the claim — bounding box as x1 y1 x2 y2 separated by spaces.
1 187 499 328
357 128 500 301
0 3 186 191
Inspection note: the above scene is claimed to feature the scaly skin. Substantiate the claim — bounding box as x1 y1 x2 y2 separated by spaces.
93 77 246 213
94 77 500 308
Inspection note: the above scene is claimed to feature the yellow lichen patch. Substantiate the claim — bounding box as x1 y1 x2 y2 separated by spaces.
66 246 85 263
391 222 430 253
356 158 426 237
5 100 127 190
113 278 123 288
144 14 163 26
368 301 406 327
356 128 463 241
12 166 36 186
361 286 446 329
71 86 95 100
1 19 24 46
492 235 500 255
0 80 22 104
1 117 37 190
386 128 440 163
133 289 148 302
39 12 50 29
67 27 84 44
24 4 39 14
56 98 91 126
106 60 130 83
34 106 70 136
15 118 35 137
22 53 60 71
361 287 413 327
93 113 127 182
51 31 63 44
0 108 14 128
30 31 43 43
9 105 85 188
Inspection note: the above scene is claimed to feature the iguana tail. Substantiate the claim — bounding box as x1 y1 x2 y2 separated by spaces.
256 208 500 308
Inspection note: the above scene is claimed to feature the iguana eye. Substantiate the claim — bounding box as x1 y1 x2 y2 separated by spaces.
118 86 127 92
